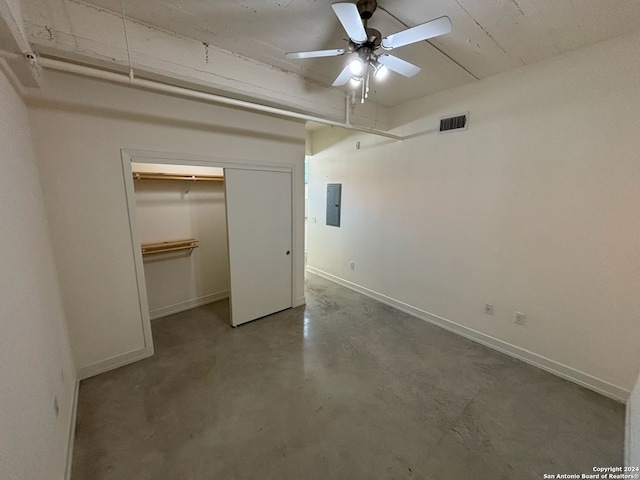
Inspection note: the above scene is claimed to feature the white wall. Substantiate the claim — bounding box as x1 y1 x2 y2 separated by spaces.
307 30 640 400
133 164 229 319
630 374 640 466
0 65 75 479
27 70 305 378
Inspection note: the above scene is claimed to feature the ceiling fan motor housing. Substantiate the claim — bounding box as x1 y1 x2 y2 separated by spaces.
348 27 381 53
357 0 377 20
366 28 382 46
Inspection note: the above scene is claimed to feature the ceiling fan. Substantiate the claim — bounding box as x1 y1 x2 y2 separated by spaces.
285 0 452 102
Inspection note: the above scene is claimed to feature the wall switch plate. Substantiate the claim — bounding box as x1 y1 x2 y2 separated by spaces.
349 261 355 270
514 312 526 325
484 304 493 315
311 216 316 223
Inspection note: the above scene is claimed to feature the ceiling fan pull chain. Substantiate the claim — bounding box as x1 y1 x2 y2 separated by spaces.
365 69 370 99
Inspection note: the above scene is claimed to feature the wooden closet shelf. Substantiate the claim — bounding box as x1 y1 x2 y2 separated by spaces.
133 172 223 182
141 239 199 256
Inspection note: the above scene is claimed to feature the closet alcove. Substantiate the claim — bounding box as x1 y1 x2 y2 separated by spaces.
132 162 230 322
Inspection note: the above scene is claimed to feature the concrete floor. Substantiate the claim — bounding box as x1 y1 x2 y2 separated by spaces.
71 274 625 480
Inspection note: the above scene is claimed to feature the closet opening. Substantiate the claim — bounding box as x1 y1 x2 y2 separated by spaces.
122 150 299 355
132 162 231 326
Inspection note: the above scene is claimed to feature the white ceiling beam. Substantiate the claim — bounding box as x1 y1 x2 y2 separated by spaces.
20 0 388 128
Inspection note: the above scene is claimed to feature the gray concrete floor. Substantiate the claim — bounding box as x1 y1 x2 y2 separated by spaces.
71 274 625 480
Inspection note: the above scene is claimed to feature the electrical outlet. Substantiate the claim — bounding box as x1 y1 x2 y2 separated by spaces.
484 304 493 315
514 312 526 325
349 261 355 270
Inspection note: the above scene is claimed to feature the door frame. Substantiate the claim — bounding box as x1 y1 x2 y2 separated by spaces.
121 148 305 353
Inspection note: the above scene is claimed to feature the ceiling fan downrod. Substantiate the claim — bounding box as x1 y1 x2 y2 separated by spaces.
357 0 377 20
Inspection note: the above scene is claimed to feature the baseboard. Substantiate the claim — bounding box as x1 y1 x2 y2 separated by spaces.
77 346 153 380
64 378 79 480
150 291 229 320
306 267 630 403
293 295 306 308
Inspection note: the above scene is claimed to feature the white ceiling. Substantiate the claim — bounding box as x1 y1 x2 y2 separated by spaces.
56 0 640 106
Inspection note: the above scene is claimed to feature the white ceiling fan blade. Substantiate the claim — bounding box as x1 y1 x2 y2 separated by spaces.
381 16 452 50
378 54 421 77
332 2 367 43
286 49 346 59
332 65 352 86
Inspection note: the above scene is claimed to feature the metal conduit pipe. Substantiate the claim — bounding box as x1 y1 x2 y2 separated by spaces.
37 57 403 141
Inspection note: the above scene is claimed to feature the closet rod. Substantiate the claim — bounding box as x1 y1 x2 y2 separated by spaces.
141 239 199 256
133 172 223 182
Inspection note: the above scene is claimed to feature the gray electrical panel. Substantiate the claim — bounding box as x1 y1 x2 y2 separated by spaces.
326 184 342 227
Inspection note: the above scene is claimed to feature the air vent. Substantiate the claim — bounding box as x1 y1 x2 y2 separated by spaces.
439 113 468 133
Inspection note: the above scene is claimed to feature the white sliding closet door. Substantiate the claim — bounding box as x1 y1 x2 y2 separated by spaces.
225 169 292 326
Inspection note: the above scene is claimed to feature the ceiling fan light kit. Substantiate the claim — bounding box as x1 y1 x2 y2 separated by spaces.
285 0 452 104
373 62 388 79
349 56 365 76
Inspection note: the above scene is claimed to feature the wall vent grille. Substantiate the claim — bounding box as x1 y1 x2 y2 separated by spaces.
439 114 468 133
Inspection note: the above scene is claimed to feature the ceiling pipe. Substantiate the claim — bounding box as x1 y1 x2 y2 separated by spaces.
37 57 403 141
